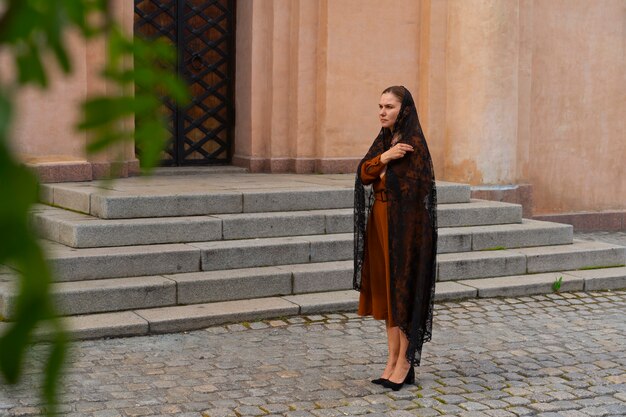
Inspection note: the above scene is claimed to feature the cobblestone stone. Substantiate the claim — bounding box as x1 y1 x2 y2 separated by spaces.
484 410 517 417
407 409 439 417
1 291 625 416
460 401 490 411
578 406 612 416
433 403 464 414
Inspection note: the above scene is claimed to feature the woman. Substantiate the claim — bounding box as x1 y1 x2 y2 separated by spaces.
354 85 438 391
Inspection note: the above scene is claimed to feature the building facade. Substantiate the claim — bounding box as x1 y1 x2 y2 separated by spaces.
8 0 625 226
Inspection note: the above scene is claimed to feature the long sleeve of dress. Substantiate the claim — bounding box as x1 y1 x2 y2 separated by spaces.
360 154 386 185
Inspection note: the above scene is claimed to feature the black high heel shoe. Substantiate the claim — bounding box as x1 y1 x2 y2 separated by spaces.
382 366 414 391
371 377 388 385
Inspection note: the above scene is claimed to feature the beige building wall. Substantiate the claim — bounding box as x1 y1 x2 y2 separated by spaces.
234 0 422 173
235 0 624 220
8 0 138 182
11 31 88 164
6 0 624 222
524 0 625 215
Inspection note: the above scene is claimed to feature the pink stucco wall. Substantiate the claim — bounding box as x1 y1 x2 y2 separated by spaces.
524 0 625 214
7 0 624 215
11 31 88 163
8 0 136 181
234 0 624 215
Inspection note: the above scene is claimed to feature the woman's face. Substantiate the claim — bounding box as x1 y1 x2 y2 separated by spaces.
379 93 401 129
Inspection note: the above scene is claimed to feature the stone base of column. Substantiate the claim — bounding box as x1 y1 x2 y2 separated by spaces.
232 155 361 174
471 184 534 218
27 159 140 183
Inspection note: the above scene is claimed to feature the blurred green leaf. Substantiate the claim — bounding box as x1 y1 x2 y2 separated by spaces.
79 95 159 129
82 23 188 168
135 119 168 172
50 39 71 73
0 148 48 383
0 313 33 383
159 74 189 104
0 3 188 415
0 92 12 137
16 42 48 87
46 8 72 74
43 321 67 414
0 2 36 43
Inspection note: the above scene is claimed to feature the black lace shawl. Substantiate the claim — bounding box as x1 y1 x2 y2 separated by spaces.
353 87 438 366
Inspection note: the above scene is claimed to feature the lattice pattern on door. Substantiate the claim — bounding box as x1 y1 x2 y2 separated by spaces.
134 0 235 165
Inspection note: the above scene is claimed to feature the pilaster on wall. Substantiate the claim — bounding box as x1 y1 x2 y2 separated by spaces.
234 0 423 174
516 0 533 185
86 0 136 169
234 0 326 173
418 0 534 214
417 0 447 181
444 0 520 185
82 0 137 180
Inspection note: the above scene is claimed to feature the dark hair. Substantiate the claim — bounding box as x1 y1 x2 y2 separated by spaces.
381 85 422 142
382 85 406 103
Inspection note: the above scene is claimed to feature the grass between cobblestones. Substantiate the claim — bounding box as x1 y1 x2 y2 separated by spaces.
0 290 625 417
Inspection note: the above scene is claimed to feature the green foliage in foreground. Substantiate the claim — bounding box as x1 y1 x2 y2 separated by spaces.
0 1 187 414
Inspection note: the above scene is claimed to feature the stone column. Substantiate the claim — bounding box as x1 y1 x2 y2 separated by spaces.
233 0 273 172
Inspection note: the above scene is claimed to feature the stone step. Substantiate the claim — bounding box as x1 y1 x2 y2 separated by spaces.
438 199 522 227
0 261 353 318
136 297 302 334
458 268 626 298
3 240 623 320
152 166 248 176
31 206 350 248
170 261 354 305
193 234 354 271
42 240 203 282
39 234 355 282
437 239 625 281
0 276 176 318
32 199 525 248
40 178 471 219
438 219 573 253
13 266 625 341
39 228 621 283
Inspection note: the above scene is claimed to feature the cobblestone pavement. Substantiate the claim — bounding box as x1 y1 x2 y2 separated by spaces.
1 289 625 417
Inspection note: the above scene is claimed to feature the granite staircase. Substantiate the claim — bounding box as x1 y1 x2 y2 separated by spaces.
0 172 624 340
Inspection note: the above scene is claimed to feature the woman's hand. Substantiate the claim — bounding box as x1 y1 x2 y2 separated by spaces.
381 143 414 164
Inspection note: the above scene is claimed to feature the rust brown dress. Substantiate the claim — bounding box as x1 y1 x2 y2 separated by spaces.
357 154 396 327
